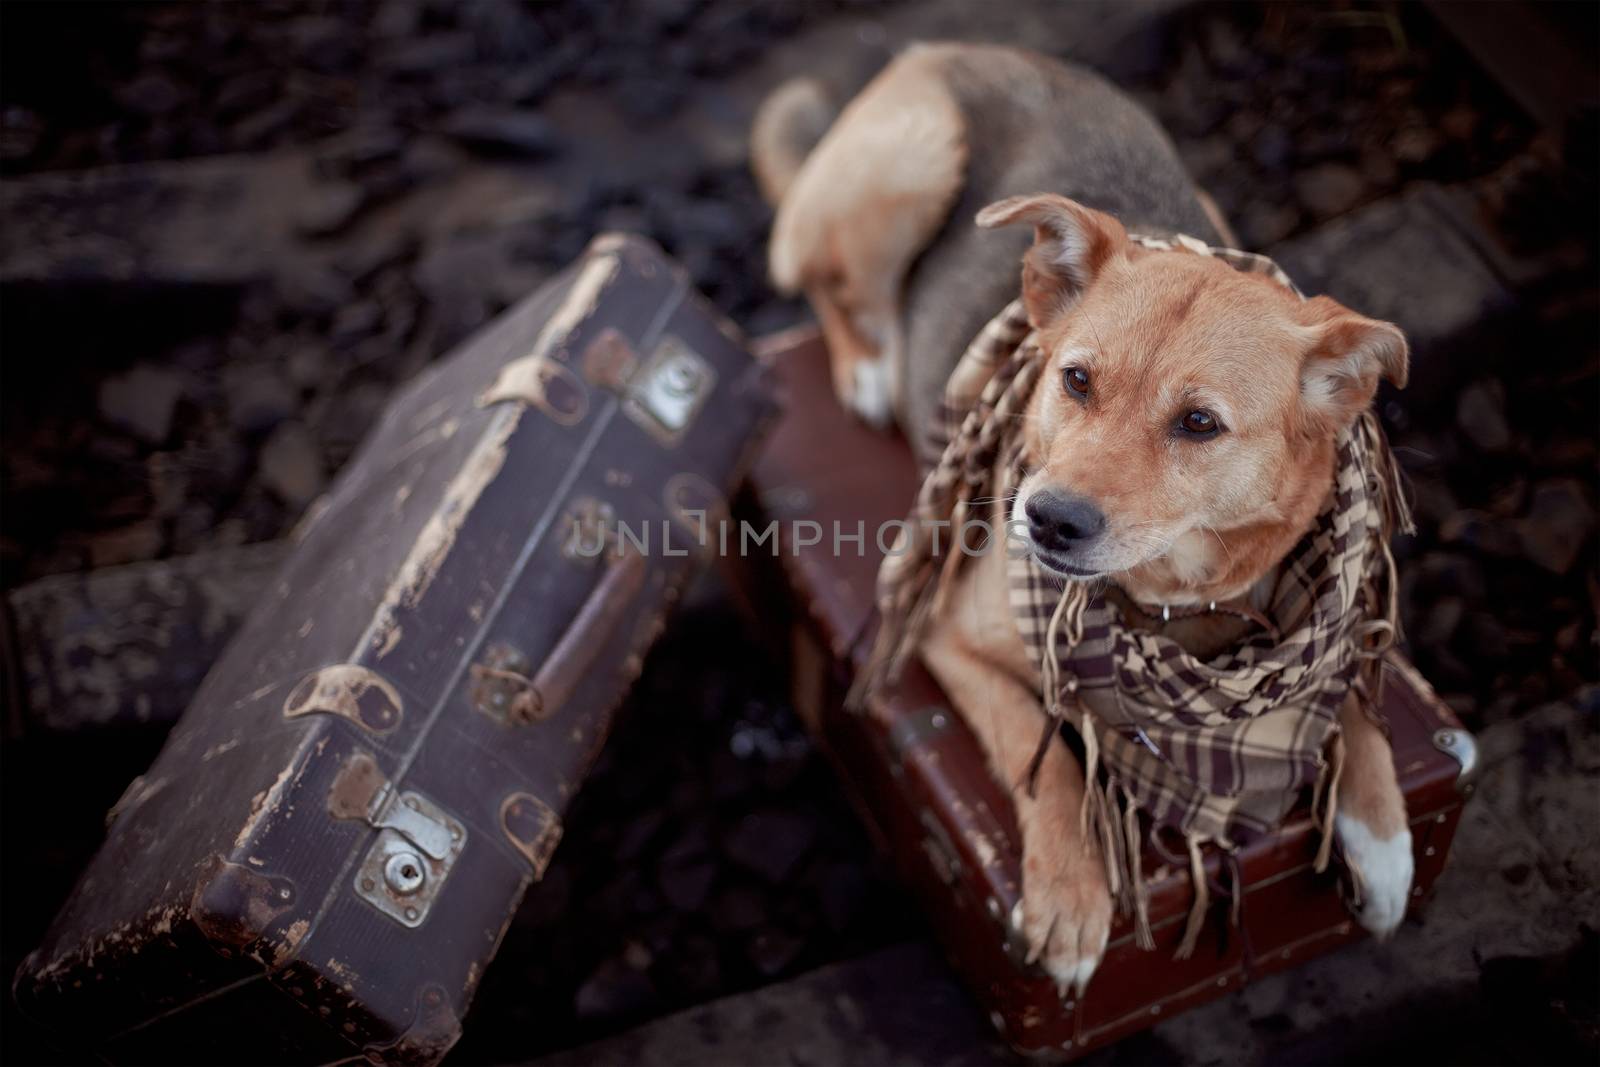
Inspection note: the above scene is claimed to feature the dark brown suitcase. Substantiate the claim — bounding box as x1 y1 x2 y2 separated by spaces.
13 234 776 1066
743 327 1478 1060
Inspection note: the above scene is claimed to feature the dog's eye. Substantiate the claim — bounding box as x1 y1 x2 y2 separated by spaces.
1179 409 1221 436
1062 366 1089 399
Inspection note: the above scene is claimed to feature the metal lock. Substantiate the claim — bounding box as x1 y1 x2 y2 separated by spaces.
352 785 467 929
383 851 426 896
624 336 714 444
1432 727 1479 789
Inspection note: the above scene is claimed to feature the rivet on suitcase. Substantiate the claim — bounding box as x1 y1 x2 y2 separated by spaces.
742 326 1476 1060
13 234 777 1066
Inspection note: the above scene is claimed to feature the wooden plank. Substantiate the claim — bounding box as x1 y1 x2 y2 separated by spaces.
6 541 287 736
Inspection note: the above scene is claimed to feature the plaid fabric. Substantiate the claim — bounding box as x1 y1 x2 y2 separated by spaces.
858 233 1412 953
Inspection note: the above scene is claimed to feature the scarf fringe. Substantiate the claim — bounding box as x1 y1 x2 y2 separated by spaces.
1313 731 1346 873
1073 710 1228 960
1124 787 1155 950
1176 836 1211 960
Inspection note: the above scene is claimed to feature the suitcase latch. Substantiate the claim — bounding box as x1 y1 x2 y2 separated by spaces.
336 755 468 929
624 336 715 444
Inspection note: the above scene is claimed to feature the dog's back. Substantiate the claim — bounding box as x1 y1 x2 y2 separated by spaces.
901 46 1221 450
757 44 1223 457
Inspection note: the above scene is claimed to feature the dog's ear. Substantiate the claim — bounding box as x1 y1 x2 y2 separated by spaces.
975 194 1127 327
1297 295 1409 433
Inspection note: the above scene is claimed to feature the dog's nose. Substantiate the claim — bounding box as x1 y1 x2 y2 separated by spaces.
1025 491 1106 552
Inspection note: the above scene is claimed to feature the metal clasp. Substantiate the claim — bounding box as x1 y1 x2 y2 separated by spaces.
624 336 714 444
348 773 467 928
1431 727 1479 792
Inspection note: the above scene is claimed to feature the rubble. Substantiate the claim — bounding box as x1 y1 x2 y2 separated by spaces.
97 365 184 444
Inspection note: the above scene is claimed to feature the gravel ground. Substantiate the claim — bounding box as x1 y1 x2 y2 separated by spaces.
1 1 1594 1063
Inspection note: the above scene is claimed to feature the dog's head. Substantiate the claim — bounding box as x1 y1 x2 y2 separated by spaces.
978 194 1408 604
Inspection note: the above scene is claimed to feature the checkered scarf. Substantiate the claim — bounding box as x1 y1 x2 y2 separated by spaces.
855 235 1413 954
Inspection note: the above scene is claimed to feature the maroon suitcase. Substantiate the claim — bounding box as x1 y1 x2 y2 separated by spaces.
12 234 776 1065
743 326 1477 1060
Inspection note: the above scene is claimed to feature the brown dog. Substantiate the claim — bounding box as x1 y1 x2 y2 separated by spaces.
755 44 1414 993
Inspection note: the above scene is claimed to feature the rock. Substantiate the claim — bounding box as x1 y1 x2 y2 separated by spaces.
1293 163 1366 218
258 422 324 508
709 884 767 934
115 73 183 118
98 365 185 443
1179 134 1234 178
1440 106 1479 143
722 809 815 883
371 0 421 38
442 108 558 158
295 182 366 238
1407 476 1461 527
657 858 715 912
233 98 302 147
1439 510 1521 557
1462 612 1510 660
330 300 385 345
1390 125 1444 164
1489 476 1527 518
319 125 407 174
285 344 330 392
574 957 656 1023
1239 202 1300 246
411 232 531 352
660 934 721 998
310 382 389 467
289 15 354 72
335 229 416 286
1 105 43 163
617 810 667 862
222 365 298 434
1456 379 1512 452
817 863 868 933
215 72 277 120
378 32 475 76
1517 480 1596 575
146 451 189 517
1359 148 1398 187
84 521 164 568
745 927 805 978
1417 596 1464 651
1252 124 1294 171
278 267 357 319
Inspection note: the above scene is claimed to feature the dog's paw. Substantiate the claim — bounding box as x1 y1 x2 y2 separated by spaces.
847 357 893 428
1010 839 1113 996
1335 811 1413 939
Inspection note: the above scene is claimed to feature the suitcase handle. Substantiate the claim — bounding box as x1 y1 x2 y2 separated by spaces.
505 551 647 723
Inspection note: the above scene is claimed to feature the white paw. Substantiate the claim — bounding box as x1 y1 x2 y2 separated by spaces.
1335 812 1413 939
1011 852 1112 996
847 357 893 428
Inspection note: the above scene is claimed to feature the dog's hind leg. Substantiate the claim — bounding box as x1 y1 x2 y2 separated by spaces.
764 46 969 427
1334 693 1414 938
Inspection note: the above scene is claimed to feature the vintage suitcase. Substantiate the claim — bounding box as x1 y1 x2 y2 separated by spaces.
743 326 1478 1060
13 233 776 1065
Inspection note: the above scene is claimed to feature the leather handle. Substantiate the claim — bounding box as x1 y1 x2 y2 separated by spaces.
527 551 648 721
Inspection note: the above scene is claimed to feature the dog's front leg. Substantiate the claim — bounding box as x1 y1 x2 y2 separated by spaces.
1334 693 1414 937
921 627 1113 995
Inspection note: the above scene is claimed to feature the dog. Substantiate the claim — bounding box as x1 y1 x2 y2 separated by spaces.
754 42 1414 993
